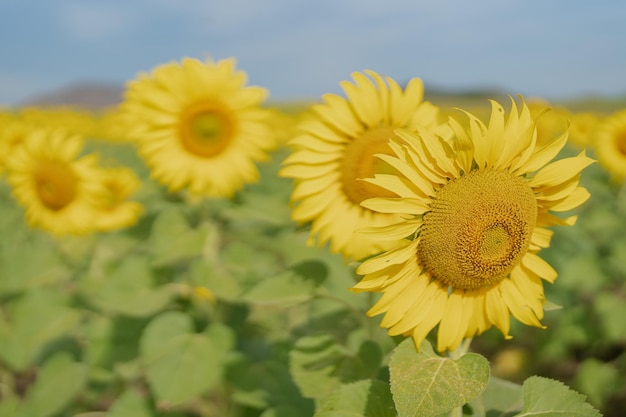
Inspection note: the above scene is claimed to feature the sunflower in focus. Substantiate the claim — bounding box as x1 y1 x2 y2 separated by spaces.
6 129 102 235
593 109 626 181
280 70 448 261
121 57 276 197
351 98 594 352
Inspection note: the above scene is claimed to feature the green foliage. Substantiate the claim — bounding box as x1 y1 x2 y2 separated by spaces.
1 104 623 417
140 311 232 405
389 339 490 417
469 376 523 416
0 290 81 371
516 376 601 417
107 388 153 417
19 352 87 417
315 379 396 417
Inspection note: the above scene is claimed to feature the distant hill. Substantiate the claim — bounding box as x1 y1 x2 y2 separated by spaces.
21 82 125 110
18 81 626 114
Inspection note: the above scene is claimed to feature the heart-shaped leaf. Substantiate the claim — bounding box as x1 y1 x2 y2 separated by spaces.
389 339 489 417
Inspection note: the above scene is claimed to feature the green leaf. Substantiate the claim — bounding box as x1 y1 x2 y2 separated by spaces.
188 258 242 302
107 388 154 417
20 352 87 417
389 339 490 417
260 405 310 417
243 260 328 304
226 351 313 413
0 396 20 417
574 358 619 408
315 379 397 417
84 316 147 370
469 376 523 417
0 290 81 371
594 292 626 342
86 256 172 317
149 207 206 267
514 376 601 417
140 311 226 405
0 233 68 295
289 335 376 402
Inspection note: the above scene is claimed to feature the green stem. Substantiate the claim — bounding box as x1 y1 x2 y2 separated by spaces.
448 338 473 417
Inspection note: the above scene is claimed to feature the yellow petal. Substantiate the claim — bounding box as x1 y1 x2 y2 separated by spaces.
314 94 363 138
364 70 390 125
361 197 430 215
545 187 591 212
485 285 512 339
340 72 382 128
485 100 506 169
437 290 472 352
528 152 595 188
374 153 435 197
361 174 425 199
500 279 545 328
357 219 421 241
530 227 553 249
522 252 557 283
515 131 568 175
356 239 418 275
409 285 447 347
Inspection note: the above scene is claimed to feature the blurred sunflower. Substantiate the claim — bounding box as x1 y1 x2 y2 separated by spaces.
19 106 98 136
593 109 626 181
280 70 448 261
351 98 594 352
89 167 144 232
568 112 601 149
0 115 30 175
121 57 276 197
6 129 102 235
527 99 569 147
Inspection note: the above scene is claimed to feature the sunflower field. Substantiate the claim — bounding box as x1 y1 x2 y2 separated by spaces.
0 58 625 417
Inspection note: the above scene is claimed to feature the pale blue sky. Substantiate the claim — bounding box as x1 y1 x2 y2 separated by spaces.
1 0 625 106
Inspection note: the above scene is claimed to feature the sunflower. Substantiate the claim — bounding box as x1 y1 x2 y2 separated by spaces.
280 70 448 261
6 129 102 235
593 109 626 181
121 57 276 197
351 98 594 352
89 167 144 232
0 115 30 175
568 112 601 149
527 99 569 147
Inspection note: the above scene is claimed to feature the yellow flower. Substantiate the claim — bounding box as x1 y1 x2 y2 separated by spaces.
527 99 569 147
280 70 448 261
19 106 98 136
0 115 30 175
89 167 144 232
121 57 276 197
6 129 102 235
593 109 626 181
351 98 594 352
568 112 601 149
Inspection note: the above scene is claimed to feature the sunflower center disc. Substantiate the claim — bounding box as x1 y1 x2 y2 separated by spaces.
180 103 234 158
34 163 78 211
418 169 537 290
616 130 626 156
340 127 399 205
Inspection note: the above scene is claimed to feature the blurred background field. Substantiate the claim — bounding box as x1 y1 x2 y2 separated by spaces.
0 86 625 416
